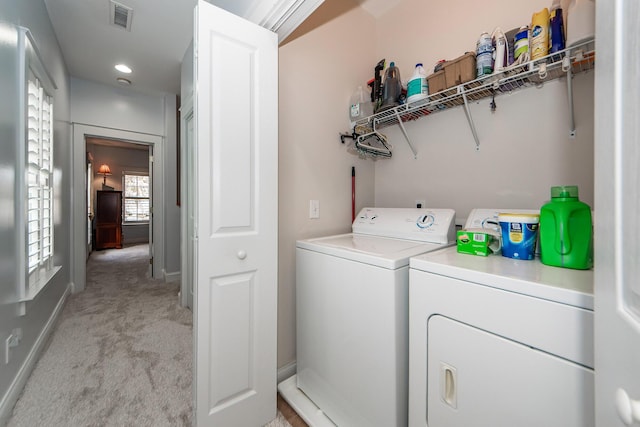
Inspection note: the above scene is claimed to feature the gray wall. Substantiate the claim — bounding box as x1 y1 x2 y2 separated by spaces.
70 78 165 134
70 78 181 278
162 94 180 275
0 0 71 421
0 1 181 416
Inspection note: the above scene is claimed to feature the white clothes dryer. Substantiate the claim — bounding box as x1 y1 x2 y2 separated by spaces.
408 209 594 427
279 207 456 427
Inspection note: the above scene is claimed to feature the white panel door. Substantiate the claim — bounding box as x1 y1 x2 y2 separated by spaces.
194 2 278 426
594 1 640 426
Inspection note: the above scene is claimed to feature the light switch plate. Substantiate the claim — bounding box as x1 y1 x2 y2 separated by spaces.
309 200 320 219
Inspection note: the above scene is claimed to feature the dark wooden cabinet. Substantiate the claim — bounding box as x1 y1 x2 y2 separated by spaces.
95 190 122 250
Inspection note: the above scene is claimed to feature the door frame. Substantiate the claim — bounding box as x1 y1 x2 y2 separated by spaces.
71 123 164 292
180 94 194 309
86 156 93 257
593 0 640 425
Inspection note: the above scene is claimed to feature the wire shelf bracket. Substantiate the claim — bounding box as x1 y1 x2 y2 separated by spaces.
393 110 418 158
460 87 480 150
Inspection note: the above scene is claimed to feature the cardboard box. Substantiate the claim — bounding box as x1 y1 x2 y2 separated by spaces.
456 229 500 257
443 52 476 88
427 70 447 95
427 52 477 99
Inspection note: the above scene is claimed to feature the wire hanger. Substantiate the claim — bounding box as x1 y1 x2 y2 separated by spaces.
340 124 392 159
355 130 392 158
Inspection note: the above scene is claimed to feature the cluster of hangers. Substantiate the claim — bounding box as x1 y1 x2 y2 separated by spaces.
340 123 392 159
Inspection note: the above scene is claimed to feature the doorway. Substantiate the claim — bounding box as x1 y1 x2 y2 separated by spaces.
72 124 165 293
86 136 152 264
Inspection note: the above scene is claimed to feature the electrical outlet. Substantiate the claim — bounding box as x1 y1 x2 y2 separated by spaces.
415 199 426 209
5 328 22 364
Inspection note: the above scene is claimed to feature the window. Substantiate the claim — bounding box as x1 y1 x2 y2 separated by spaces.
123 174 150 222
16 27 60 303
27 72 54 282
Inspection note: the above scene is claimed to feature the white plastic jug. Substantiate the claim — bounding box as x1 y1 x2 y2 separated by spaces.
406 63 428 104
566 0 595 47
349 85 372 127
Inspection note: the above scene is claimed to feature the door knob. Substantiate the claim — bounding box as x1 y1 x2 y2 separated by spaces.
616 388 640 425
236 250 247 260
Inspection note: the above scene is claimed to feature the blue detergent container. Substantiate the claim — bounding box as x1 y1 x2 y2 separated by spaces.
498 213 540 260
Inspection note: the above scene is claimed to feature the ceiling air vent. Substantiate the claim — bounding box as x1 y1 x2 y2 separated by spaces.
109 0 133 31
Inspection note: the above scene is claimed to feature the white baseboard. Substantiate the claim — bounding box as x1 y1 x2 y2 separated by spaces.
277 360 297 384
163 270 181 283
123 237 149 244
278 375 335 427
0 283 71 425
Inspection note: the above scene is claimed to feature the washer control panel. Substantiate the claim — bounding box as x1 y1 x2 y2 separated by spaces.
353 208 456 244
465 208 541 231
416 214 435 229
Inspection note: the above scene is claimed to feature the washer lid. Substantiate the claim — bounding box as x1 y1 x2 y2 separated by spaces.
297 233 449 269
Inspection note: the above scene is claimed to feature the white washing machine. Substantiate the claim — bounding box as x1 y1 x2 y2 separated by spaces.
408 209 595 427
278 207 456 427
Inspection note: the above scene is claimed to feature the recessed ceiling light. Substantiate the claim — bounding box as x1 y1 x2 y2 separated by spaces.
115 64 132 73
116 77 131 86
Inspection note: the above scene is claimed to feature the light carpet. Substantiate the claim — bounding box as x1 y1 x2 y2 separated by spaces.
8 244 291 427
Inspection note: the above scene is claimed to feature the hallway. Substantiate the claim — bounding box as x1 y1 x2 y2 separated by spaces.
8 244 193 425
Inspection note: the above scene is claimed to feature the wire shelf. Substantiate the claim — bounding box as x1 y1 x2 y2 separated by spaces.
355 38 595 134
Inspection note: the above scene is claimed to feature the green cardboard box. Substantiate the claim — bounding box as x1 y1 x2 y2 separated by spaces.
456 229 499 257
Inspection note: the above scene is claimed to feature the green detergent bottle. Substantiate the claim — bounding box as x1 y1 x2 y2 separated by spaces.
539 185 593 269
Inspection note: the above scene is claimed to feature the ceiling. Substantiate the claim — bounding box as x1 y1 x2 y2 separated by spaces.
352 0 402 18
43 0 400 95
44 0 196 95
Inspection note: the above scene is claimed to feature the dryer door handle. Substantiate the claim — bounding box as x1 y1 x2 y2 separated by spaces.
441 362 458 409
